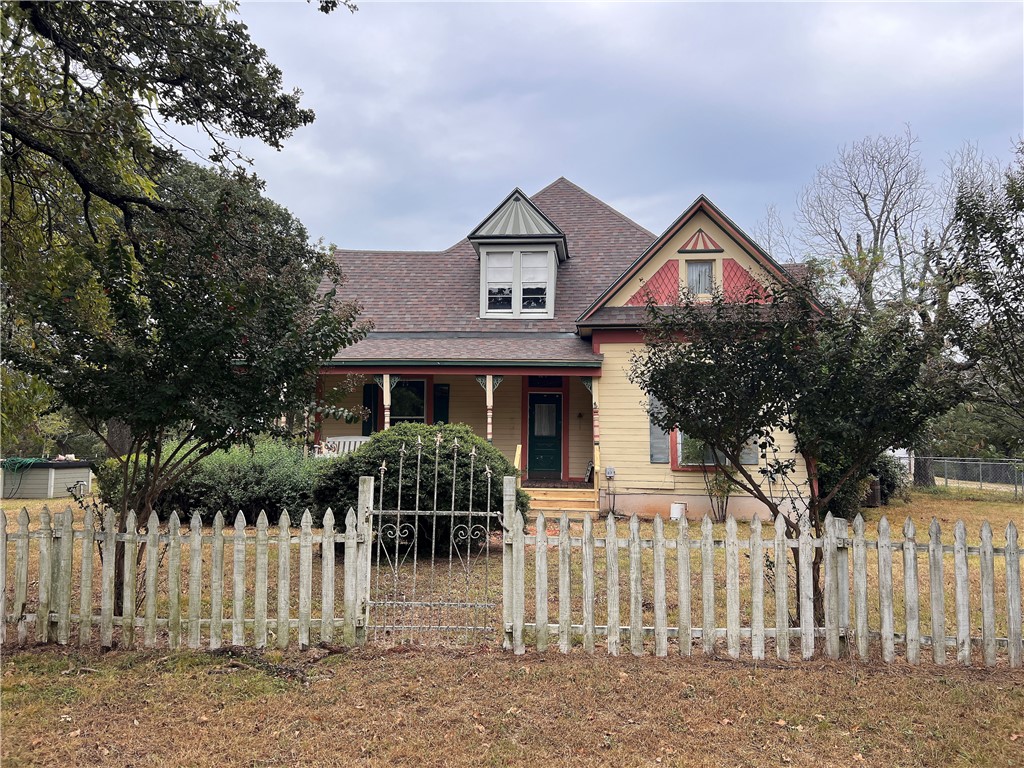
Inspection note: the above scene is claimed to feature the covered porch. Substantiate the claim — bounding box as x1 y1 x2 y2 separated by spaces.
315 367 602 511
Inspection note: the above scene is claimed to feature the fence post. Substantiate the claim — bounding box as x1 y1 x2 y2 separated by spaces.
1006 522 1022 668
501 476 515 651
877 517 894 663
582 512 596 655
512 482 525 656
37 507 52 644
355 475 374 647
823 513 839 660
535 512 549 653
57 508 74 645
836 517 850 649
343 508 358 646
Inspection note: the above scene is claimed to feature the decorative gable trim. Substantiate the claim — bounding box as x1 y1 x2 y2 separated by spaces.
722 258 769 303
469 187 568 262
577 195 809 323
677 228 724 253
625 259 679 306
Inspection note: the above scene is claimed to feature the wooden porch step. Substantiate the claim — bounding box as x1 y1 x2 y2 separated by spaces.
523 486 599 515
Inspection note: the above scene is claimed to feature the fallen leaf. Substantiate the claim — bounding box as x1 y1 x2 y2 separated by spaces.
197 715 209 724
775 719 788 726
853 754 865 762
68 729 81 738
720 718 733 725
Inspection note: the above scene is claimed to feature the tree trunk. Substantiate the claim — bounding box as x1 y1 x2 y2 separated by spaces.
106 419 132 457
913 454 935 487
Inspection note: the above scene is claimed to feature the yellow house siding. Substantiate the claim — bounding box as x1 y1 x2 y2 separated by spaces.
318 375 364 438
567 375 594 478
598 341 807 499
606 211 771 307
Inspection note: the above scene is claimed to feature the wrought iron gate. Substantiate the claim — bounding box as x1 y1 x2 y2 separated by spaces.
366 434 509 645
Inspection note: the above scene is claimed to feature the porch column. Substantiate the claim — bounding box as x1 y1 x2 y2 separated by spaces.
476 375 503 443
588 377 601 487
382 373 391 430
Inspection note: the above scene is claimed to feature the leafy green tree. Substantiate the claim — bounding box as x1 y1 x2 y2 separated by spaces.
5 160 367 520
631 287 963 616
951 143 1024 448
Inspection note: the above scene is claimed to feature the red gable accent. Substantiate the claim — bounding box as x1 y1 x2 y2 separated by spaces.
722 258 769 303
678 228 723 252
625 259 679 306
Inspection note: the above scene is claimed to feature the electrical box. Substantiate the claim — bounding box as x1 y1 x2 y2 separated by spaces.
605 466 616 479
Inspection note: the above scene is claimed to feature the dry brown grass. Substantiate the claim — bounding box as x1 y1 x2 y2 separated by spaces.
2 645 1023 768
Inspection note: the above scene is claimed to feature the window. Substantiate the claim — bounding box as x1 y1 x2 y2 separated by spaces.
687 260 714 295
672 432 761 470
391 380 426 423
649 396 670 464
481 247 556 318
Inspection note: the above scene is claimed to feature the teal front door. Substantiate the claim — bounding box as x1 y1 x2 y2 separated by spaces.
528 393 562 480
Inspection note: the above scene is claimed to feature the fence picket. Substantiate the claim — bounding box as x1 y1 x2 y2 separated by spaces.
233 512 247 647
701 516 714 656
606 513 620 656
57 508 74 645
823 513 839 660
144 512 160 648
342 508 357 647
653 515 668 658
725 516 740 659
582 513 596 654
277 511 291 650
209 512 225 650
877 517 894 664
928 518 945 666
980 522 996 668
535 513 549 652
167 513 181 650
677 515 691 657
837 517 850 643
1006 522 1022 669
903 518 920 665
558 513 571 654
629 514 644 656
78 509 95 646
853 515 868 660
512 502 526 656
14 509 30 645
321 508 336 644
255 511 269 648
37 508 52 644
954 520 970 665
100 508 116 648
798 515 814 660
299 510 313 650
187 512 203 650
774 514 789 661
121 510 139 650
750 516 764 661
0 510 6 645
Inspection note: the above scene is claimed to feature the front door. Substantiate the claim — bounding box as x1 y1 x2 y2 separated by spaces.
528 393 562 480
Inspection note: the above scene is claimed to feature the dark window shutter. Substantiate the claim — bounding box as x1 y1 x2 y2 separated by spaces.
362 383 378 436
433 384 450 425
649 396 670 464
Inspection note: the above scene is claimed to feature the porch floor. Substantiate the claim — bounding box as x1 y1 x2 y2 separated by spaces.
521 479 593 489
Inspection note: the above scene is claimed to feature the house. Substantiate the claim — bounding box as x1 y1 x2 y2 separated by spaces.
317 178 807 518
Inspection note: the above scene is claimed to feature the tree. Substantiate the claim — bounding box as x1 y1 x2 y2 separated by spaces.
6 159 367 518
951 143 1024 448
630 287 963 617
1 1 353 255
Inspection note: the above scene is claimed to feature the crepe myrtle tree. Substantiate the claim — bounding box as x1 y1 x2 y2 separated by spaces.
630 285 963 618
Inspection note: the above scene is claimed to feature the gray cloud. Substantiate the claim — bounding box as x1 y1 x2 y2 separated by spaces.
233 2 1023 253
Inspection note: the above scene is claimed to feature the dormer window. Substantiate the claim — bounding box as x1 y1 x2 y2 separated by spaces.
481 246 556 318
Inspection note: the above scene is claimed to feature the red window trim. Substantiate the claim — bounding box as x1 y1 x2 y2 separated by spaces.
669 429 720 472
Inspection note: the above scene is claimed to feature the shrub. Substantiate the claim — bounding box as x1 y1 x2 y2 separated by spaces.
96 438 334 524
872 453 910 505
313 422 528 547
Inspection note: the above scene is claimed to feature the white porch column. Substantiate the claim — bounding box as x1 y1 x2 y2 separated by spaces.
589 377 601 487
485 375 494 443
382 373 391 430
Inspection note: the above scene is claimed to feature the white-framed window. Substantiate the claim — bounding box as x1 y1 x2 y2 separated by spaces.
686 260 714 295
480 246 556 318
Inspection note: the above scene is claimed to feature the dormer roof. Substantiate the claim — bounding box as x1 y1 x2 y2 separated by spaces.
468 187 569 262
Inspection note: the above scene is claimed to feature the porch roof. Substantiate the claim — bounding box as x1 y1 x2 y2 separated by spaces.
325 331 601 368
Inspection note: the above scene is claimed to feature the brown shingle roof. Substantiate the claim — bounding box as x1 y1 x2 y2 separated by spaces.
328 332 600 366
327 178 655 339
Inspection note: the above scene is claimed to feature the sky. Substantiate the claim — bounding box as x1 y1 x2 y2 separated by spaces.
223 1 1023 253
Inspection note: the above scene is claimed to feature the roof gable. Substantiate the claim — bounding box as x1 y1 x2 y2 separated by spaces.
577 195 800 323
468 187 568 261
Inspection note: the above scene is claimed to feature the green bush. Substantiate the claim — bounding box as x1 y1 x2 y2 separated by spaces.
97 438 334 524
820 450 912 519
313 422 528 547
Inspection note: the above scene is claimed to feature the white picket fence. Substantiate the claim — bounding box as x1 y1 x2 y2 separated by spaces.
3 473 1022 669
0 477 375 651
502 497 1023 668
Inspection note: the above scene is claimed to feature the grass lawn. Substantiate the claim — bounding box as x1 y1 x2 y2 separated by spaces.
2 645 1023 767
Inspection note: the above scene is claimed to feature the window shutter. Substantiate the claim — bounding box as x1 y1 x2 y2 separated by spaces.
433 384 450 425
361 383 378 436
649 396 670 464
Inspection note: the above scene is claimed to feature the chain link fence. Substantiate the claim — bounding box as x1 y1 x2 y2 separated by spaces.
895 455 1024 500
